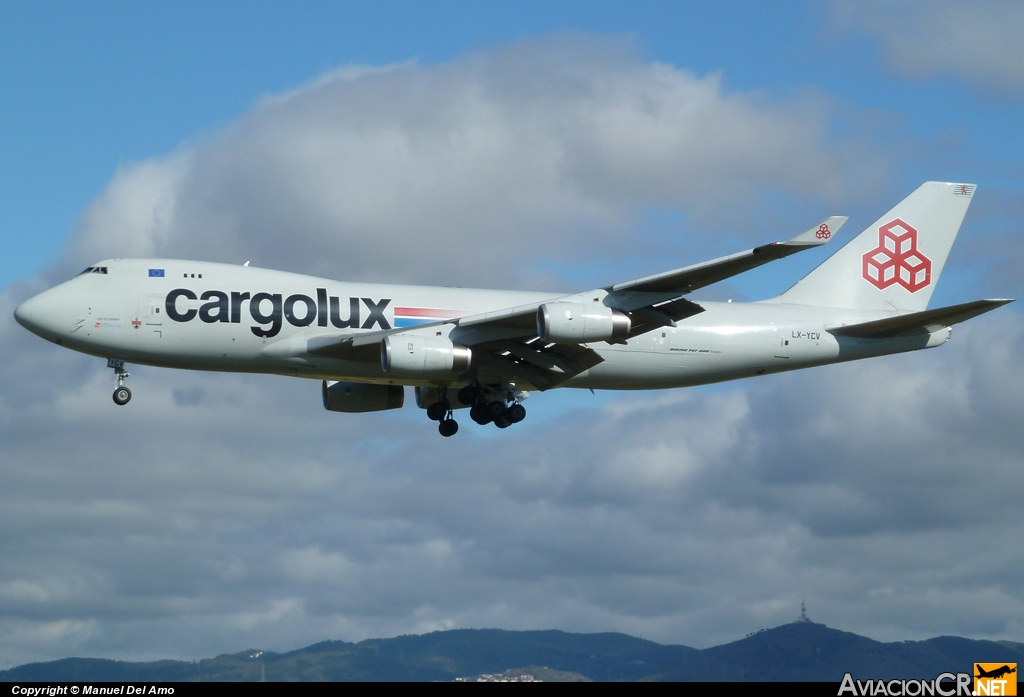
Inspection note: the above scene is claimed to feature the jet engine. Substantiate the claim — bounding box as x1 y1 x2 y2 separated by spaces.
381 335 472 375
537 302 631 343
322 380 405 413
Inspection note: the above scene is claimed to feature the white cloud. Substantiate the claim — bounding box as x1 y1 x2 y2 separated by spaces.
67 34 878 289
837 0 1024 95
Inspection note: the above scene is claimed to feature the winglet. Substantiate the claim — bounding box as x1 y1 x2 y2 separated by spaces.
784 216 848 248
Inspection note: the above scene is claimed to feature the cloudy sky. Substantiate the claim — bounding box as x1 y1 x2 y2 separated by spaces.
2 0 1023 667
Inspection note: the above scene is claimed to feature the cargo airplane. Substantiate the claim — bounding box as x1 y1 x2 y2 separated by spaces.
14 182 1012 436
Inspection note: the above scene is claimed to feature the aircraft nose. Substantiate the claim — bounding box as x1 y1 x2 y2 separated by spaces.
13 286 72 341
13 296 37 330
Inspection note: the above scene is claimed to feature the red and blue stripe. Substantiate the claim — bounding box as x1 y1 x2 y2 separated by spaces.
393 306 466 328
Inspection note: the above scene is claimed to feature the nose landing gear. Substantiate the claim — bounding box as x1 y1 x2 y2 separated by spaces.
108 358 131 406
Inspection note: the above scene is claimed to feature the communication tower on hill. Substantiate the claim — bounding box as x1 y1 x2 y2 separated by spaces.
796 597 811 623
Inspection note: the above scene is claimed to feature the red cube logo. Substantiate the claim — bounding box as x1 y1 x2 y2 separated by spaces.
862 218 932 293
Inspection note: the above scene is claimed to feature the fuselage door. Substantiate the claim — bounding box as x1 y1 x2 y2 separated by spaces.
135 295 164 339
144 296 163 326
775 329 790 359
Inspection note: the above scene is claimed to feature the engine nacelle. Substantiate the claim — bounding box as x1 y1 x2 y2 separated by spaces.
381 334 472 375
537 302 631 343
322 380 405 413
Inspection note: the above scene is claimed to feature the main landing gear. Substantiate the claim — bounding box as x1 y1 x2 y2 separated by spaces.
108 357 131 406
426 395 460 437
427 383 527 437
438 418 459 438
465 382 527 429
469 399 526 429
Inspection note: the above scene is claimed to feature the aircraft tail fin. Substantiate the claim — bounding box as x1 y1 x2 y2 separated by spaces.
771 182 976 311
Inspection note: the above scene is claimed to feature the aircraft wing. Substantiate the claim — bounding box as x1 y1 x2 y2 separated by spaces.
451 216 845 339
608 216 847 296
449 218 844 387
828 299 1014 338
307 217 844 389
306 328 407 361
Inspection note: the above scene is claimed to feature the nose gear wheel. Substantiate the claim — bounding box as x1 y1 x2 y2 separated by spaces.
113 386 132 405
108 358 131 406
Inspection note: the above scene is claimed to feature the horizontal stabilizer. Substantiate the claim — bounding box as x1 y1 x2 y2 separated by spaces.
828 299 1014 338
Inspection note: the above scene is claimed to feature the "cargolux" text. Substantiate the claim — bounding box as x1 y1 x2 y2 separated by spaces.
165 288 391 338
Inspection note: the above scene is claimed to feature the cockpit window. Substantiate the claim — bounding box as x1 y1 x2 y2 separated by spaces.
77 267 108 275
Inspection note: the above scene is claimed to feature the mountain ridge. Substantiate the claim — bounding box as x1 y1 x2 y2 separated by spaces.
3 623 1022 682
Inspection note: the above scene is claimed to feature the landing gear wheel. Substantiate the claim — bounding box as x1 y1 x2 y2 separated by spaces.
113 386 132 406
438 419 459 437
486 400 506 420
108 358 131 406
470 403 492 425
494 417 511 429
507 403 526 423
426 400 449 421
457 384 480 405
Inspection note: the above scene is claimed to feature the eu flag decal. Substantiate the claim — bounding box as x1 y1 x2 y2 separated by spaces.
148 269 165 277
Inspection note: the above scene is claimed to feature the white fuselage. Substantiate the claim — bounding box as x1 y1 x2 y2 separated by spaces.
16 258 949 392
